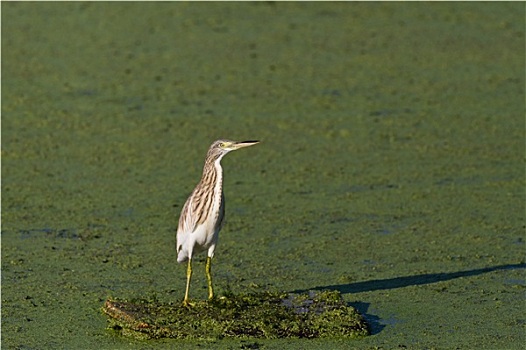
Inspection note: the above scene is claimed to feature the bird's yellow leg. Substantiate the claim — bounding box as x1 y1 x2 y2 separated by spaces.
183 258 192 306
206 256 214 300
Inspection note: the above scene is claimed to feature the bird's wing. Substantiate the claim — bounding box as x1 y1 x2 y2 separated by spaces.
177 196 197 234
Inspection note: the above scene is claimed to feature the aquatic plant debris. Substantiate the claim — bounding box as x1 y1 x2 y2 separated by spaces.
102 290 369 339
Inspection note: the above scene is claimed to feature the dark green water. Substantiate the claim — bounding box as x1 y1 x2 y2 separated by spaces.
2 2 524 349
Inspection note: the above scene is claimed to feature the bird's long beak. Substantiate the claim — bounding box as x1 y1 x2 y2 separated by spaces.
233 140 260 149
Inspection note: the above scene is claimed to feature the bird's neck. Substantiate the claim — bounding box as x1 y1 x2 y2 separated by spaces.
200 156 224 191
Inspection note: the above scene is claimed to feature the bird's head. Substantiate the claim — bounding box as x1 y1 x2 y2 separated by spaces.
206 139 259 161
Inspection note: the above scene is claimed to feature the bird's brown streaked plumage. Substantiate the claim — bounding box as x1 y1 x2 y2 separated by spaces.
176 139 259 306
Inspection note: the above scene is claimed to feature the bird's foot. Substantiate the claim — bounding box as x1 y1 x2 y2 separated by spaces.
182 299 194 308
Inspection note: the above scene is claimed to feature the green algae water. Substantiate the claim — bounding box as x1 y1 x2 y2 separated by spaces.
2 2 524 349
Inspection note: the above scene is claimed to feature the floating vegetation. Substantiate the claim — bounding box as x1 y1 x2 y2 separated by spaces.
102 290 369 340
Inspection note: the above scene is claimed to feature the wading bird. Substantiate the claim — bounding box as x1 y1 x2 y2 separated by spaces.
176 139 259 306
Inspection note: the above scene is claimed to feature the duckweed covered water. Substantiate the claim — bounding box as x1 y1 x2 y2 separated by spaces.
2 2 524 349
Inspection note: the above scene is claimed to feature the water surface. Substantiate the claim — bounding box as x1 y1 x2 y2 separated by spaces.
2 2 524 349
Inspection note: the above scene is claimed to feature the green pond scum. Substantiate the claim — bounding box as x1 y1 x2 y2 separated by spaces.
2 2 524 349
102 290 369 340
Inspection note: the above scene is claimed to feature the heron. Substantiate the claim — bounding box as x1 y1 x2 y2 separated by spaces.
176 139 259 306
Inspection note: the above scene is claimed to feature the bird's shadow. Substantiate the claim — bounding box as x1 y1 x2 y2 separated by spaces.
292 263 525 335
